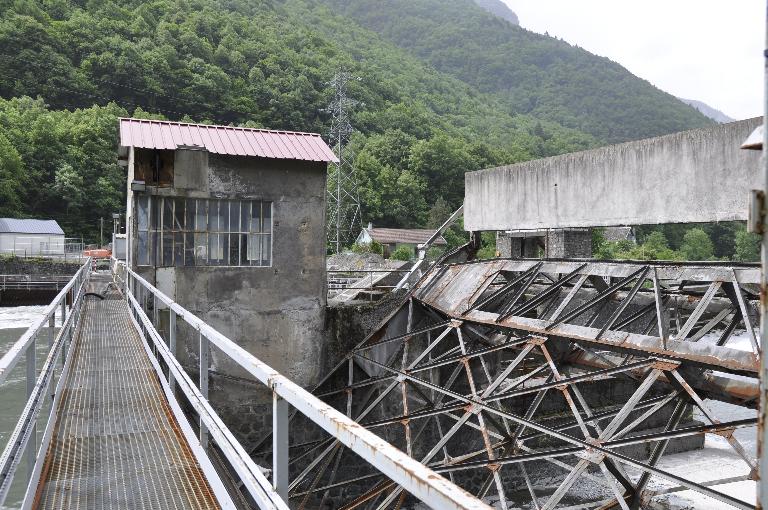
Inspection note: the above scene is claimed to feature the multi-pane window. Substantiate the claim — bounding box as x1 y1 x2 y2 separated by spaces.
136 196 272 267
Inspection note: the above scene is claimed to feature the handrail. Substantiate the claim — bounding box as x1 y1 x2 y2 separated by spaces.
394 204 464 291
123 265 490 510
0 258 91 506
0 259 90 386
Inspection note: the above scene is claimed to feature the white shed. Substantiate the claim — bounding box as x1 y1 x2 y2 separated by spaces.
0 218 65 257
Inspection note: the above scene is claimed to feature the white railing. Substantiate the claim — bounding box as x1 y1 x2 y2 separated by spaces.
394 205 464 291
0 259 91 506
0 274 75 291
119 263 489 510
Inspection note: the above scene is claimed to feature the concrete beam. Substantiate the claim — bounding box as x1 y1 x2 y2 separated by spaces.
465 118 762 231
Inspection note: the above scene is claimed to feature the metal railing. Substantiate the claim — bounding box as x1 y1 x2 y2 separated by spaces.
119 263 489 510
328 269 411 300
0 259 91 507
0 274 76 291
1 238 85 262
394 205 464 291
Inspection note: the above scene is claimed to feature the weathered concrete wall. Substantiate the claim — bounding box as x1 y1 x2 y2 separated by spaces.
131 153 328 440
465 118 762 231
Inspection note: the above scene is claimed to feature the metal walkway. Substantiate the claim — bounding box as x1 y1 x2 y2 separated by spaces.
1 261 489 510
35 282 219 510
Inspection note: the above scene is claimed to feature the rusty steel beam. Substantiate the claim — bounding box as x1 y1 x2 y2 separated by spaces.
291 258 760 509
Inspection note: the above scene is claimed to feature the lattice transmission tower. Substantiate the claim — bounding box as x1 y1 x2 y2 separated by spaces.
325 70 362 254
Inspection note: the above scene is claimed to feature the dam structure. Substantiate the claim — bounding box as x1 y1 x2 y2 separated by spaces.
0 118 763 510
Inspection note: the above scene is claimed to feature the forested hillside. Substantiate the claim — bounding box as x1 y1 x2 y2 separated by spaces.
317 0 713 143
0 0 710 243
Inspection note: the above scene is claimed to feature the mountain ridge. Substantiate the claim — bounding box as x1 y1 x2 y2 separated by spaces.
317 0 712 143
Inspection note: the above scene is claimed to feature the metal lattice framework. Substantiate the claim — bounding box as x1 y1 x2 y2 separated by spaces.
267 258 760 509
326 69 362 253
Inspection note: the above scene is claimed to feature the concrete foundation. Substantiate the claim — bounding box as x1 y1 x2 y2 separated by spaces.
496 229 592 258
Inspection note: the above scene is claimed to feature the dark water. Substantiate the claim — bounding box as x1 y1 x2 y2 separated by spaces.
0 307 58 510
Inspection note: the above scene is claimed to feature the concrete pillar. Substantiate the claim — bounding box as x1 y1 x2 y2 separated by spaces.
545 229 592 258
496 232 543 259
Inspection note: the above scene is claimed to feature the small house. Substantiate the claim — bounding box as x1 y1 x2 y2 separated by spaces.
356 224 447 258
0 218 65 257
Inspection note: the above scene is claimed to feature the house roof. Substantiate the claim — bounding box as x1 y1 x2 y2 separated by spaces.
364 228 447 246
0 218 64 235
118 118 339 163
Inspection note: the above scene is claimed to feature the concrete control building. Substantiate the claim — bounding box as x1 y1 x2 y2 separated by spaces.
119 118 337 434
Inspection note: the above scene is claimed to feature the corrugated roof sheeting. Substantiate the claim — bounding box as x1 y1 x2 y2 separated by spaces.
365 228 447 246
0 218 65 235
119 118 339 163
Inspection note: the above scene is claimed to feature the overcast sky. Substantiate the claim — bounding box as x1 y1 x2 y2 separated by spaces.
504 0 764 120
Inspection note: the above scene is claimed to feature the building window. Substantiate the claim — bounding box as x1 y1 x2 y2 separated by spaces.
137 196 272 267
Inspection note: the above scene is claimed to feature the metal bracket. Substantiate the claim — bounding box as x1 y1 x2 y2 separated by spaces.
748 189 765 234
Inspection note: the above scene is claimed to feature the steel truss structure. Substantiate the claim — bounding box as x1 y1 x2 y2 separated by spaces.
272 259 761 509
325 69 362 253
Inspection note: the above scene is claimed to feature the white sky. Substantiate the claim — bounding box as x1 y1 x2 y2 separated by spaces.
504 0 764 120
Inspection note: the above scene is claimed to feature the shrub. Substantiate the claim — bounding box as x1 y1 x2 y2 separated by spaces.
351 241 384 256
390 246 413 261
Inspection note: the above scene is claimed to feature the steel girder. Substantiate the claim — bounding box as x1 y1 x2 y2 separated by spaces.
255 259 759 509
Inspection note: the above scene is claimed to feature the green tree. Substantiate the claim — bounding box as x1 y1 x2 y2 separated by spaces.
427 196 453 229
734 229 760 262
409 133 475 207
0 131 25 216
680 228 714 261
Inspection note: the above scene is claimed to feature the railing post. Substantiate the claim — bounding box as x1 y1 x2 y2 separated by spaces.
273 391 289 501
25 338 36 479
169 309 176 391
48 314 54 349
199 329 209 449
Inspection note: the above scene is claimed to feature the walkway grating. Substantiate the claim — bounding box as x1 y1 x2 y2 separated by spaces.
34 288 220 510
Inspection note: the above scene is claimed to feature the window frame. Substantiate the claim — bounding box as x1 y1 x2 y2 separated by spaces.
136 195 273 268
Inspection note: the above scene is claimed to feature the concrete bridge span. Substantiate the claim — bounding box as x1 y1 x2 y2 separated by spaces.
465 118 762 232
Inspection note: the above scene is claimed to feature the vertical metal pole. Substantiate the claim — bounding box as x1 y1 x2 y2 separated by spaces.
153 294 158 329
199 329 209 449
273 391 289 501
25 339 36 478
48 314 54 348
169 309 176 391
760 5 768 508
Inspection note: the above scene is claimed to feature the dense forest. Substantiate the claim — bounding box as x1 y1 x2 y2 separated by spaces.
0 0 727 255
316 0 712 142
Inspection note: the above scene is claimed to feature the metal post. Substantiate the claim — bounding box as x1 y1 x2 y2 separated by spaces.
25 339 36 478
48 314 54 349
760 4 768 508
199 329 209 449
169 309 176 391
273 391 289 501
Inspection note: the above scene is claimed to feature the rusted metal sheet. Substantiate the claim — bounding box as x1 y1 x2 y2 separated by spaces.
119 118 339 163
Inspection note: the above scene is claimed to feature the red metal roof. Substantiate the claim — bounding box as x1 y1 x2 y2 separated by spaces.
119 118 338 163
364 228 447 246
